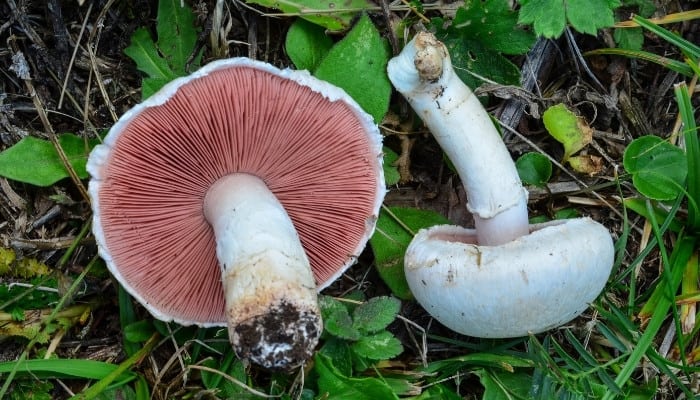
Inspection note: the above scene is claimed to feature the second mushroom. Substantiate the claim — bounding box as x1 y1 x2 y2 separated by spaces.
387 32 614 338
88 59 385 368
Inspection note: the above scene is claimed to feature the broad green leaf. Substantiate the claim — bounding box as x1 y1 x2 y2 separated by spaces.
123 320 155 343
623 135 687 200
614 27 645 51
383 147 400 186
0 133 98 186
315 354 400 400
542 103 592 160
352 296 400 333
314 14 391 123
246 0 373 32
518 0 621 38
352 331 403 360
441 38 522 87
285 18 333 72
156 0 198 75
124 1 200 98
319 337 353 376
124 28 177 83
515 152 552 186
446 0 535 55
476 369 532 400
369 207 451 300
432 0 534 87
319 296 361 340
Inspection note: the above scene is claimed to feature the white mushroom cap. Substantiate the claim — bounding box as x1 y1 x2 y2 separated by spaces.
405 218 614 337
388 32 615 338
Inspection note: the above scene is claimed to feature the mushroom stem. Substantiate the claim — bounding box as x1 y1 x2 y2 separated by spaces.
387 32 529 246
204 173 321 369
387 32 615 338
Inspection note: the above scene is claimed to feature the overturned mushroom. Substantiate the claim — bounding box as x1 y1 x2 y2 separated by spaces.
88 58 384 367
387 32 613 338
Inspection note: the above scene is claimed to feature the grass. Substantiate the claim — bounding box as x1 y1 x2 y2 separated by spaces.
0 1 699 399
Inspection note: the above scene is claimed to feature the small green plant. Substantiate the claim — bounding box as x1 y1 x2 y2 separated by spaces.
369 207 450 299
517 0 621 38
314 295 411 398
124 0 201 98
0 133 98 186
623 135 687 201
515 152 552 187
317 295 403 371
285 14 391 123
248 0 374 32
601 31 698 397
431 0 536 88
542 103 604 175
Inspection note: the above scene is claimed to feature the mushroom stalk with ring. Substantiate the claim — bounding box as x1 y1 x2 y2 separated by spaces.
387 32 614 338
204 173 321 368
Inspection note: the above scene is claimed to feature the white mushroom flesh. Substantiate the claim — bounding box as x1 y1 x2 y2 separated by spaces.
204 173 321 368
388 32 615 337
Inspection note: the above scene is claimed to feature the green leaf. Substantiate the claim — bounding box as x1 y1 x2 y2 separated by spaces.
431 0 535 87
623 135 687 201
518 0 621 38
369 207 451 300
123 320 155 343
246 0 374 32
352 296 400 333
200 351 247 397
319 337 354 376
319 296 361 340
314 14 391 123
448 0 535 55
315 354 400 400
614 27 645 51
156 0 198 75
516 152 552 187
542 103 592 160
440 34 523 88
0 359 136 382
476 369 533 400
352 331 403 360
0 133 98 186
412 384 462 400
285 19 333 72
425 352 535 378
124 28 177 83
383 147 401 186
124 0 201 98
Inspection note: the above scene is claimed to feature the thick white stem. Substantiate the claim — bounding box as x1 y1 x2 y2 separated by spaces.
387 32 529 246
204 173 321 369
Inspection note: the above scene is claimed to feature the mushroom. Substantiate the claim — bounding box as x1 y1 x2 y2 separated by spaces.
386 32 614 338
88 58 384 368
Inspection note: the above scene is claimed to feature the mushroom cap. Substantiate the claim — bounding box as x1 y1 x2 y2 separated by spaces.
404 217 614 338
88 58 385 326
